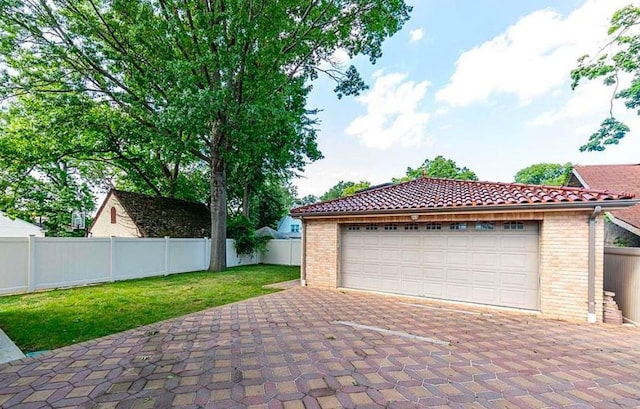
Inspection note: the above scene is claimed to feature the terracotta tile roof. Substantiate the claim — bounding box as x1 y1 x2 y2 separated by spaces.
570 164 640 231
291 177 635 216
113 190 210 237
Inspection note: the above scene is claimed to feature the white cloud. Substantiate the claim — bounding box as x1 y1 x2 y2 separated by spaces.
345 73 432 149
436 0 630 107
409 28 425 43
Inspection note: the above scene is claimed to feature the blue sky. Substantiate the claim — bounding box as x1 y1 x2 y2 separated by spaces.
294 0 640 197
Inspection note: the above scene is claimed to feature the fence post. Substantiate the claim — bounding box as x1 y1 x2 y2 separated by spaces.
109 236 115 282
289 239 294 266
27 235 36 292
164 236 170 275
203 237 208 270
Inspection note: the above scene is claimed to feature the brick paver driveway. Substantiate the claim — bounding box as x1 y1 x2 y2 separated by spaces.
1 287 640 408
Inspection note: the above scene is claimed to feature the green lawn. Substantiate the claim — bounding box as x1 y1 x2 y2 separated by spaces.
0 265 299 352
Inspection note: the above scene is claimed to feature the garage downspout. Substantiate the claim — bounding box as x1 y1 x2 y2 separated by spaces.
301 218 307 287
588 206 602 323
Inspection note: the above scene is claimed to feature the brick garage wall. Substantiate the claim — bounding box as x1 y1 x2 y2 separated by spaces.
540 211 604 322
302 210 604 322
304 220 339 289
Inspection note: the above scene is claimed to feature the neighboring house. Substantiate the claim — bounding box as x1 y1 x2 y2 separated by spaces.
0 212 44 237
254 226 285 239
291 177 637 323
566 164 640 247
276 215 302 239
89 190 210 238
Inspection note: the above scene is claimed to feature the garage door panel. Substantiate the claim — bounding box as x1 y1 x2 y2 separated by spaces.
401 265 422 279
472 287 499 303
423 282 445 298
446 268 472 283
380 235 401 246
446 252 471 265
500 289 530 308
502 272 538 289
363 276 401 292
446 284 471 300
363 235 380 245
362 263 382 275
342 246 363 261
381 248 401 260
472 236 499 249
472 252 499 267
363 248 381 260
424 251 445 264
401 236 422 247
500 236 537 251
473 270 499 286
342 235 363 246
400 280 423 296
447 236 470 248
402 250 421 263
423 267 445 280
500 253 529 269
423 236 446 248
340 223 539 310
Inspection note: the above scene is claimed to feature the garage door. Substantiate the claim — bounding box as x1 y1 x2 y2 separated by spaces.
340 221 539 310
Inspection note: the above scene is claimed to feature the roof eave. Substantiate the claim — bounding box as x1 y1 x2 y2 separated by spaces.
291 199 640 218
607 212 640 237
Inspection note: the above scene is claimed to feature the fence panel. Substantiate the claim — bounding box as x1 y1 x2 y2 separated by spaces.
226 239 258 267
0 236 300 295
168 238 207 273
112 238 166 280
34 238 111 290
262 239 301 266
0 238 28 295
604 247 640 325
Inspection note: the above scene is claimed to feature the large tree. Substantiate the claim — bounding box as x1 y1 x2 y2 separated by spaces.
320 180 369 201
394 155 478 182
0 0 411 270
514 163 572 186
571 5 640 151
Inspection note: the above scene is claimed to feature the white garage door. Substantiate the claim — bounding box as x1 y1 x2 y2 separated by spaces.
340 221 539 310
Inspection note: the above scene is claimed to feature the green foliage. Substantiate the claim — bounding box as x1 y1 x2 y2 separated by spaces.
227 215 270 256
570 5 640 151
249 181 296 229
320 181 356 201
294 195 319 206
513 163 573 186
0 0 411 266
320 180 372 201
0 265 300 351
394 156 478 182
342 181 372 196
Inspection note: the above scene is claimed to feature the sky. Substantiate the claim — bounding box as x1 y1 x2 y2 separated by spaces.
294 0 640 197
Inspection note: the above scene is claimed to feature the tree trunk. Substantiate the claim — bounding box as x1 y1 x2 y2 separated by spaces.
242 185 250 219
208 130 227 272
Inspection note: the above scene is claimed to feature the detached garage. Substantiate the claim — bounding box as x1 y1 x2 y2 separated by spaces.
291 177 636 322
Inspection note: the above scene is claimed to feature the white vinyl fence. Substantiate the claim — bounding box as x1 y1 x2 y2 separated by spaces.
0 237 300 296
604 247 640 325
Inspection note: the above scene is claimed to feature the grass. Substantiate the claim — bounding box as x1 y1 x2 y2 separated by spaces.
0 265 299 352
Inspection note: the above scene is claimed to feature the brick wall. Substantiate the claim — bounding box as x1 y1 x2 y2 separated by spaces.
539 211 604 322
304 220 339 289
302 210 605 322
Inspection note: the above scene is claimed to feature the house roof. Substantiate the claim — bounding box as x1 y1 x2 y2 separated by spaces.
569 164 640 233
0 212 44 236
291 177 636 217
96 189 211 238
255 226 285 239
